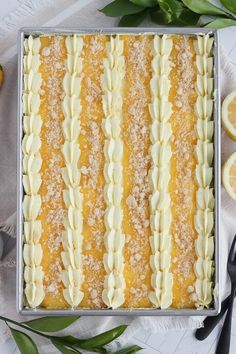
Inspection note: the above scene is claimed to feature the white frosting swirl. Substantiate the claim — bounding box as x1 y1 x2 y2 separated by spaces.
194 35 214 308
22 35 45 308
148 35 173 309
61 35 84 307
101 35 125 309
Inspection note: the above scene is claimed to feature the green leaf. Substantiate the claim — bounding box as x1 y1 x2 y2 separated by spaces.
51 340 81 354
173 9 200 25
48 335 106 352
155 0 184 24
91 348 107 354
115 345 143 353
24 316 79 333
47 327 129 352
158 0 183 16
182 0 229 16
130 0 157 6
204 18 236 28
99 0 145 17
10 328 39 354
158 1 174 23
153 0 200 25
150 8 171 24
220 0 236 14
119 9 148 26
51 335 108 353
74 325 128 350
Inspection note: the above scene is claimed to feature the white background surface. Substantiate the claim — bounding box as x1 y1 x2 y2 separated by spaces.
1 1 236 353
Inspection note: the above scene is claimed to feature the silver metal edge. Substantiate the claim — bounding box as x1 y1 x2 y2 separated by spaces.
213 29 221 316
17 29 24 314
17 27 220 316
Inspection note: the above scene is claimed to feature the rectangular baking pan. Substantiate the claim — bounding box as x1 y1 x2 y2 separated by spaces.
17 27 221 316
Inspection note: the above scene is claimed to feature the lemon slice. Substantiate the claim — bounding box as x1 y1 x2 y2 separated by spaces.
223 151 236 201
222 91 236 140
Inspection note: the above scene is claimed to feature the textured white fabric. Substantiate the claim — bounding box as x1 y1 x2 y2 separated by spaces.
0 0 236 351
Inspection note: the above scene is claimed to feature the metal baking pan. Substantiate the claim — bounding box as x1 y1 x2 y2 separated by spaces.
17 27 221 316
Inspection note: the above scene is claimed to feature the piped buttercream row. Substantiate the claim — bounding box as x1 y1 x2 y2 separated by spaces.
194 34 215 308
148 35 173 309
61 35 84 307
101 35 126 309
22 35 45 308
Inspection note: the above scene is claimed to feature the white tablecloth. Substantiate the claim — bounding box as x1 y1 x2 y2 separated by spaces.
0 1 236 352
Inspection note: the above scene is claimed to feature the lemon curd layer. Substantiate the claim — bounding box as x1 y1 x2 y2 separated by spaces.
38 36 67 309
22 33 215 310
169 36 198 309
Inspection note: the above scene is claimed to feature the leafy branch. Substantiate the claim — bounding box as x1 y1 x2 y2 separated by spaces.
0 315 142 354
99 0 236 28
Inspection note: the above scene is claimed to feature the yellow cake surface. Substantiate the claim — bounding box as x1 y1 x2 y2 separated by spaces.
22 33 215 310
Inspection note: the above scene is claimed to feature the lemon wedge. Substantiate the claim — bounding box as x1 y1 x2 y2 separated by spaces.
223 151 236 201
222 91 236 140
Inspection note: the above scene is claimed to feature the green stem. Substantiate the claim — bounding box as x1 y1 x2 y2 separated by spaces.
0 315 49 339
225 13 236 20
0 316 108 354
224 10 236 20
0 316 92 353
